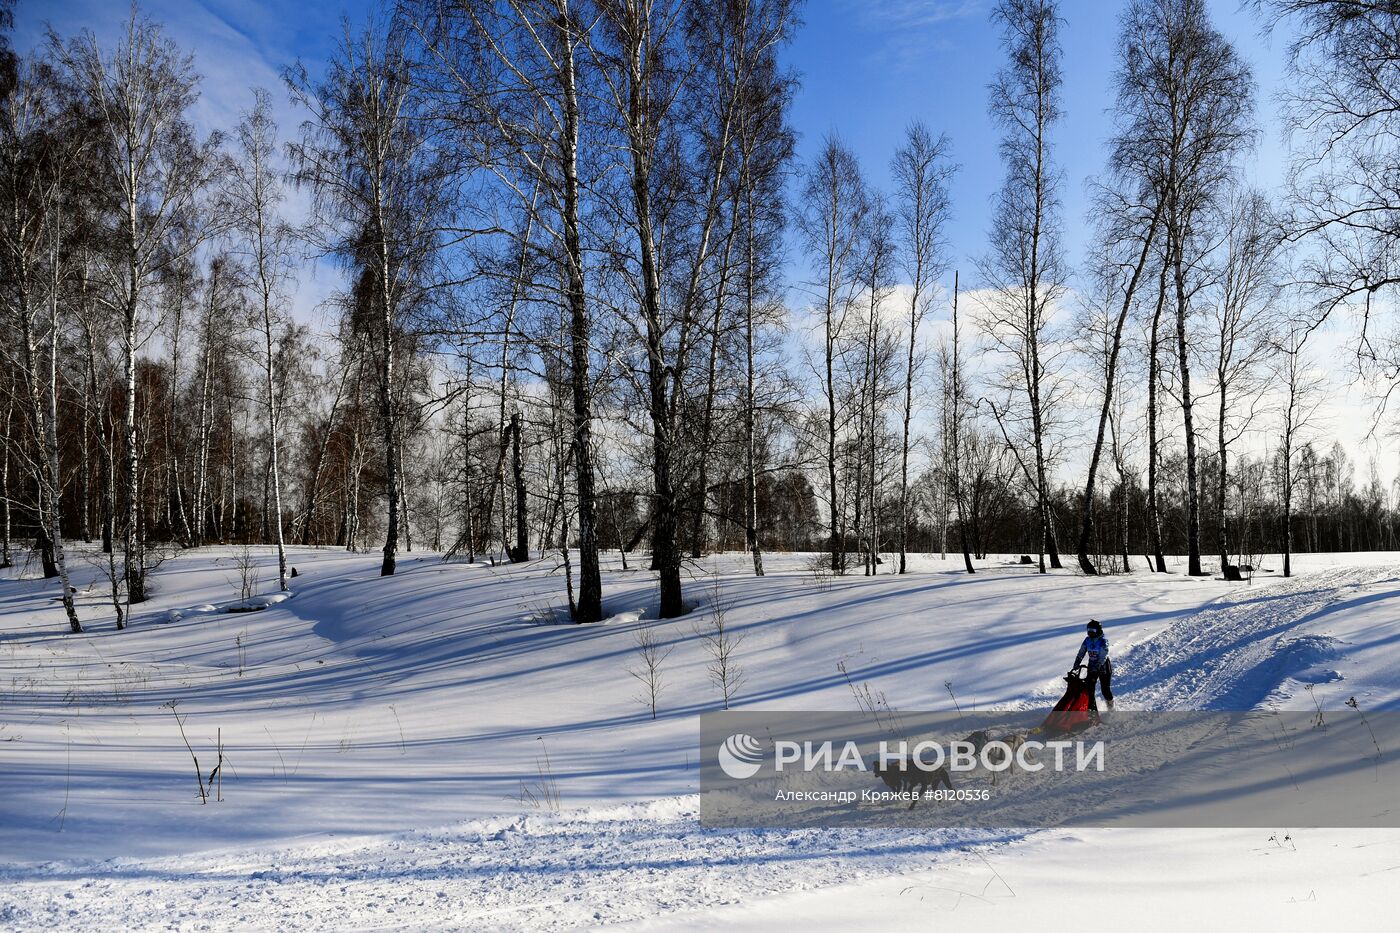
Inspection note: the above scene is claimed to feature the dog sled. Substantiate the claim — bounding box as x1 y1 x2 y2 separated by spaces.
1037 666 1100 736
872 667 1104 807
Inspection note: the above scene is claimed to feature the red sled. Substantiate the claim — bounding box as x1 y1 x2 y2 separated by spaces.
1039 669 1100 736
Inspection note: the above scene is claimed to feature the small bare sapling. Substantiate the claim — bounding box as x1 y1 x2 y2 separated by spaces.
696 579 745 710
628 622 674 719
231 545 262 603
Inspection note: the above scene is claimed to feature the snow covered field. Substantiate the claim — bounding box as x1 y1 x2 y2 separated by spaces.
2 547 1398 929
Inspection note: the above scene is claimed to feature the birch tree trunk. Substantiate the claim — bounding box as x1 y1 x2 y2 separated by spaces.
557 6 603 622
1077 201 1161 574
42 247 81 631
0 398 10 568
950 272 975 574
236 92 291 587
743 195 764 576
1146 262 1168 572
510 411 528 562
300 352 351 545
1172 236 1205 576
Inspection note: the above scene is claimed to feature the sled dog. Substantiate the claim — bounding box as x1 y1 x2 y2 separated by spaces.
875 756 954 810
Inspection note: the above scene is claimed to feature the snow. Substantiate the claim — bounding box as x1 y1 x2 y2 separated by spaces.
635 827 1400 931
2 546 1398 929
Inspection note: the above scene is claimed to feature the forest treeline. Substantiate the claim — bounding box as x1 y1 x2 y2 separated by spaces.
3 0 1399 631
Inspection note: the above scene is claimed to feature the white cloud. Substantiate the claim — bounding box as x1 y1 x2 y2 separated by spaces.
834 0 983 74
840 0 985 31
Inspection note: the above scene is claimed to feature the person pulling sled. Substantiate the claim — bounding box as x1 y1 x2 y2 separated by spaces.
1074 619 1113 711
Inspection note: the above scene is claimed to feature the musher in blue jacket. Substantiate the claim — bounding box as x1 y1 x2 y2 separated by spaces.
1074 619 1114 710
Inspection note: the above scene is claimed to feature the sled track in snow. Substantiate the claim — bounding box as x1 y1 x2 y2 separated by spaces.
1006 565 1397 715
1114 565 1397 711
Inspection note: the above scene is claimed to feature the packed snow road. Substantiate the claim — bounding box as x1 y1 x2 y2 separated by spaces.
0 801 1014 930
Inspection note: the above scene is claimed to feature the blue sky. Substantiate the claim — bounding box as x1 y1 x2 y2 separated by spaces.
788 0 1288 275
15 0 1290 279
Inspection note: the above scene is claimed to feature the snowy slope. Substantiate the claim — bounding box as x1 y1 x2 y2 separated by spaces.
2 547 1398 929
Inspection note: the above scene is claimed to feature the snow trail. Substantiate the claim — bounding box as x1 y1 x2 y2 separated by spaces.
0 802 1011 931
1115 565 1397 710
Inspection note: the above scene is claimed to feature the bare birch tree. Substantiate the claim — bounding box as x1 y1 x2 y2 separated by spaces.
1211 189 1280 576
1261 2 1400 349
288 19 446 578
55 11 218 604
980 0 1066 573
0 54 84 629
797 135 869 574
891 122 954 574
1122 0 1254 576
227 89 292 591
1273 323 1324 577
730 0 797 577
409 0 604 620
1075 203 1161 575
946 271 975 574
